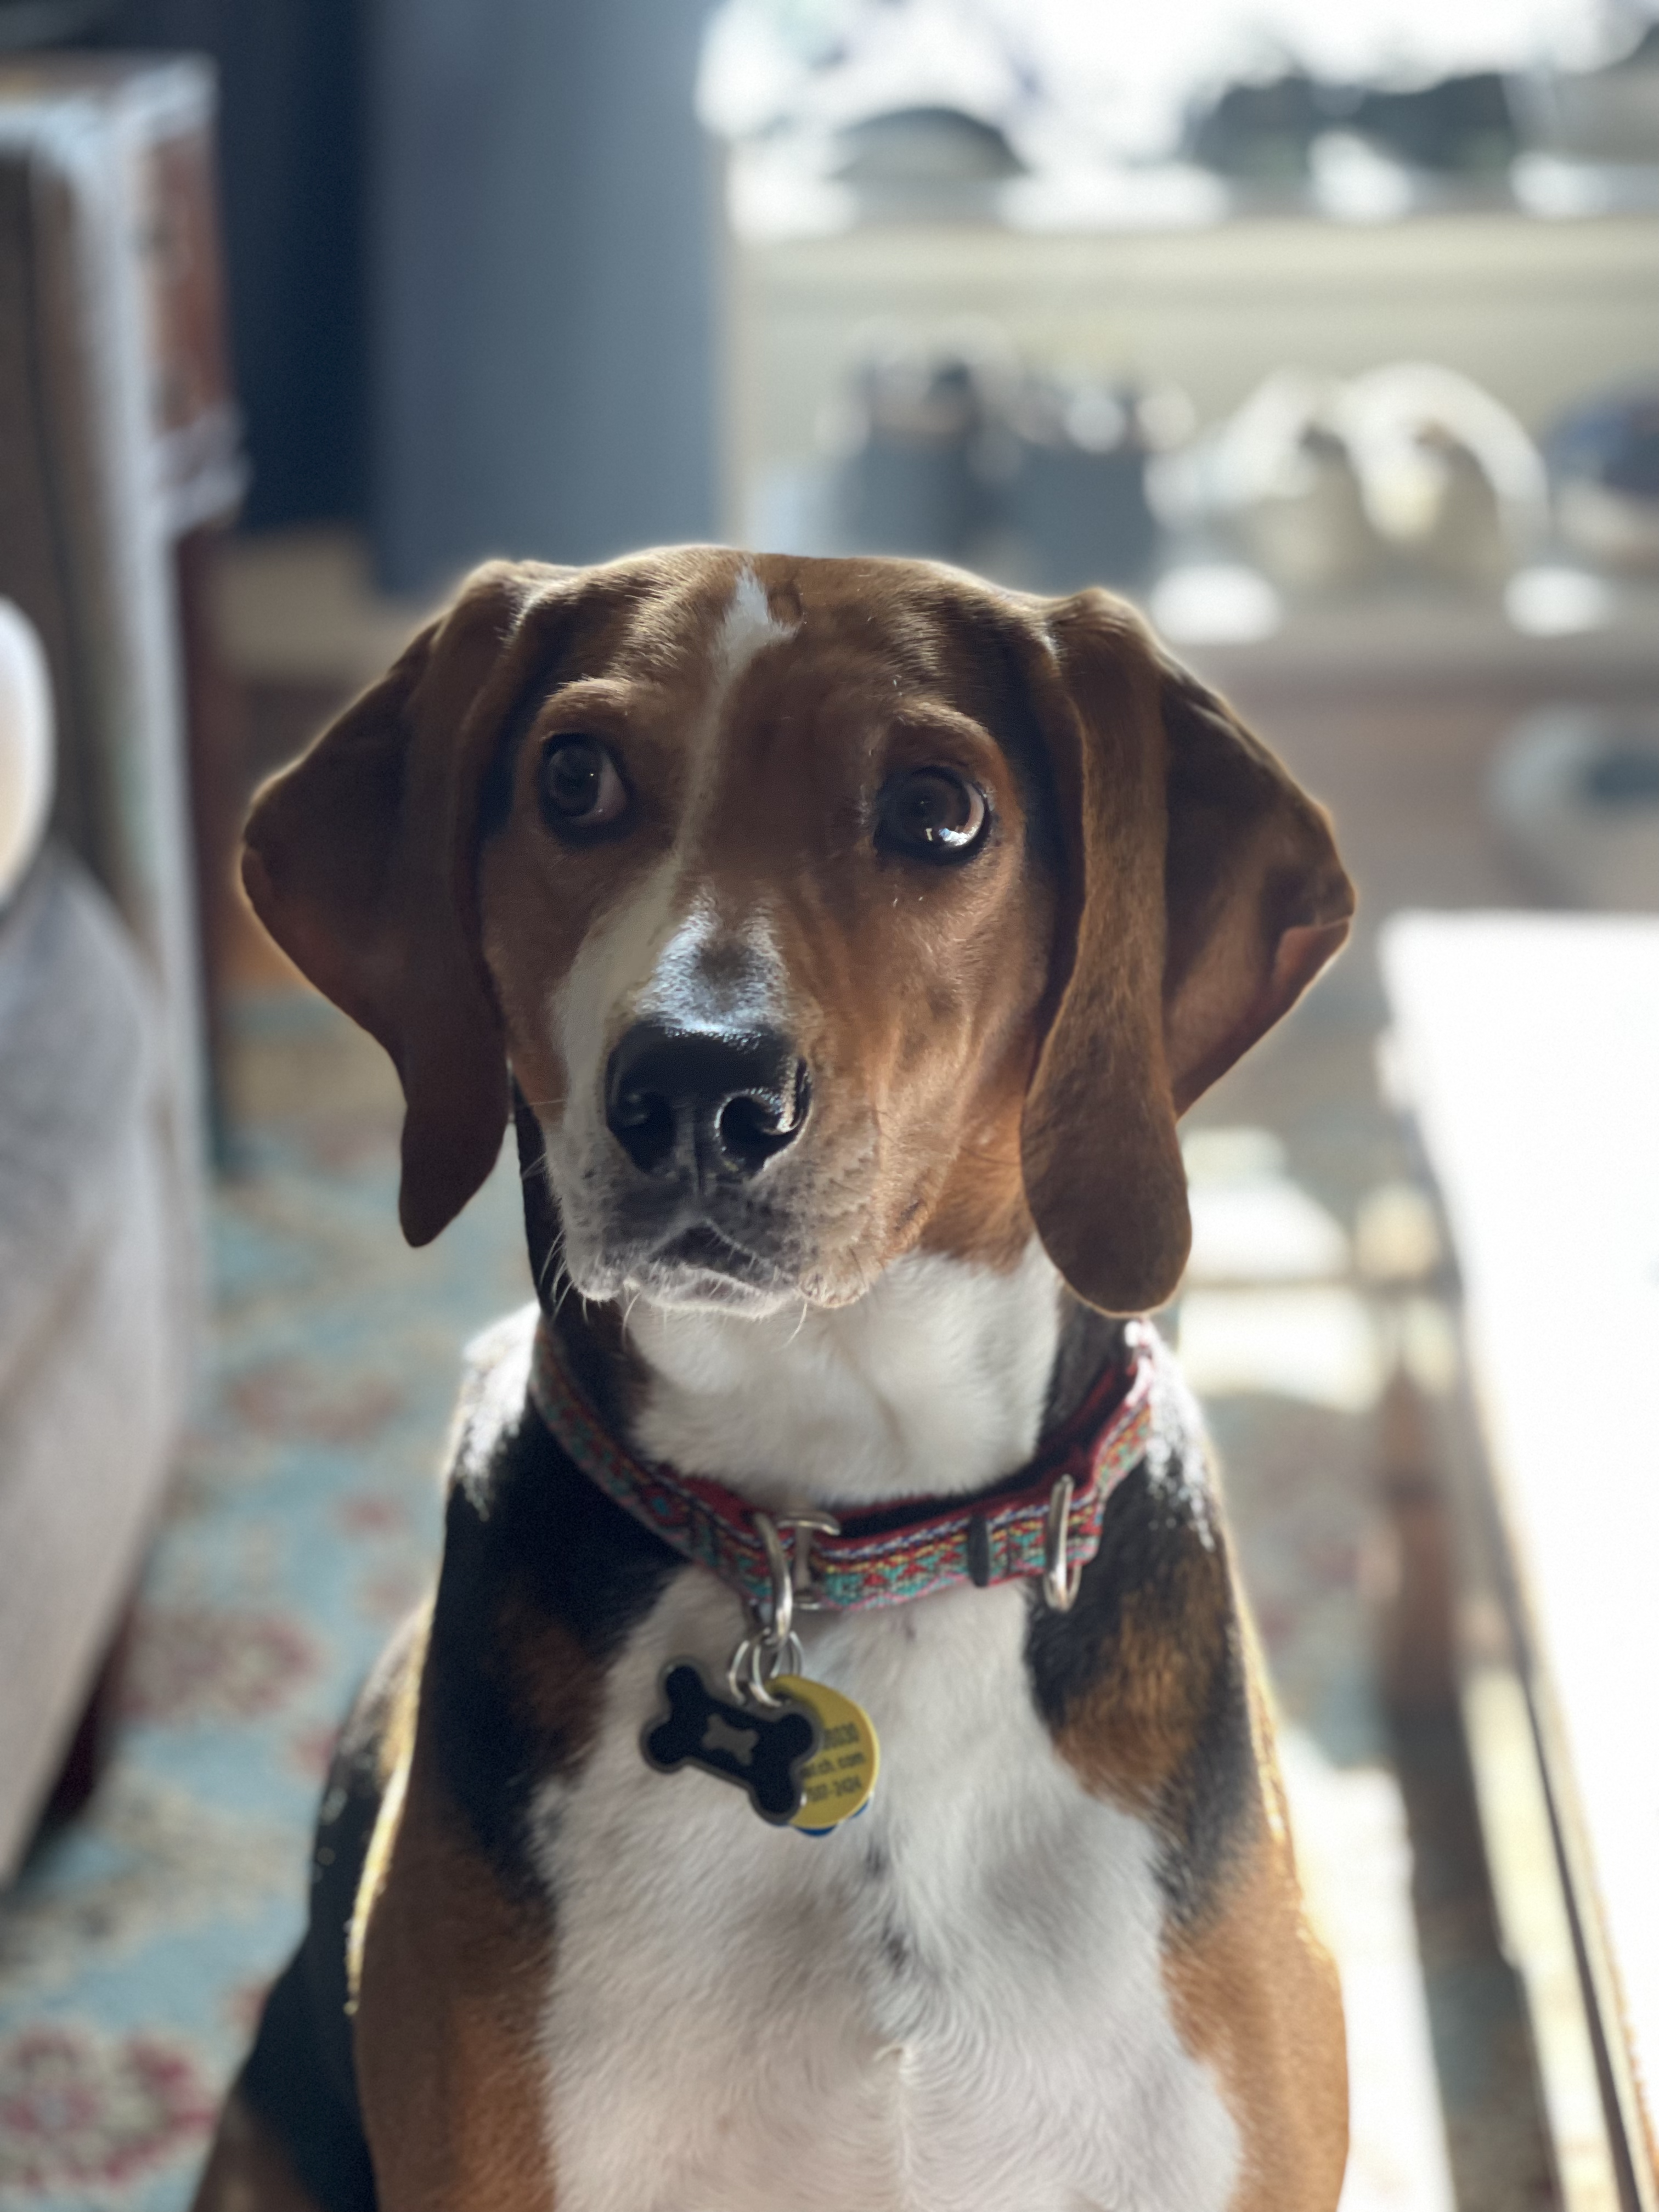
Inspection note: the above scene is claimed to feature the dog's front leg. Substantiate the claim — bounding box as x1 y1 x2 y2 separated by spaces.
353 1732 556 2212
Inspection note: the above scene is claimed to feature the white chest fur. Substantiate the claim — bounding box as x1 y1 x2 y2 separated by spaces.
532 1574 1239 2212
512 1245 1238 2209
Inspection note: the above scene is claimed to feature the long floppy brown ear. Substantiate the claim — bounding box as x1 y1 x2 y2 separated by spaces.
1019 589 1354 1315
1158 662 1355 1114
242 561 557 1245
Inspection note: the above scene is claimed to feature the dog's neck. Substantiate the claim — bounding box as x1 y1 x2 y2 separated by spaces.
517 1101 1122 1512
613 1241 1065 1512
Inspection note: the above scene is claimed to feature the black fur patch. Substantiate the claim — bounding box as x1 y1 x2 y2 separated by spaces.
237 1650 398 2212
426 1401 679 1887
1025 1406 1258 1927
1045 1297 1131 1430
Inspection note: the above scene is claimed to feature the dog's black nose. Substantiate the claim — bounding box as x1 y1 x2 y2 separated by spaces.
605 1022 809 1183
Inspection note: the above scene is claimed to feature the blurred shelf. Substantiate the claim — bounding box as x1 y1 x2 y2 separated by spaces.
213 526 433 691
730 147 1659 246
1174 585 1659 696
730 206 1659 540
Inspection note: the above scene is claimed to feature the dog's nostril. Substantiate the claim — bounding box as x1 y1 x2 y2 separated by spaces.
714 1070 809 1176
605 1023 809 1184
610 1086 676 1175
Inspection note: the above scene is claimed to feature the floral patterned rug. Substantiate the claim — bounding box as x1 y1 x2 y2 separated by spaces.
0 991 530 2210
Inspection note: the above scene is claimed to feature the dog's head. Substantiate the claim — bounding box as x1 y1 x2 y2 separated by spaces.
244 549 1351 1317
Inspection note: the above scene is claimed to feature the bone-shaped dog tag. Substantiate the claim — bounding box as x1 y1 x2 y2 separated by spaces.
641 1660 821 1825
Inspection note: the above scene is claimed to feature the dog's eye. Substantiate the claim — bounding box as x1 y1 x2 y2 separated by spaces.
539 736 628 832
877 768 988 861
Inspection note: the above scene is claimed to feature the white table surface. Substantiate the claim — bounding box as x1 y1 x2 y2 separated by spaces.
1383 912 1659 2203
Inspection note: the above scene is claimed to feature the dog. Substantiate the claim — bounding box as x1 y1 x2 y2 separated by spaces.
192 548 1355 2212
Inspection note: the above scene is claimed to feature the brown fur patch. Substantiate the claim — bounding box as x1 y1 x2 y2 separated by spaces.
492 1585 610 1751
1162 1771 1348 2211
1054 1548 1347 2208
352 1726 556 2211
189 2089 327 2212
347 1566 612 2210
1053 1541 1233 1816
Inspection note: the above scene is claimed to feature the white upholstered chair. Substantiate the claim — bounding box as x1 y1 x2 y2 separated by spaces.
0 600 191 1877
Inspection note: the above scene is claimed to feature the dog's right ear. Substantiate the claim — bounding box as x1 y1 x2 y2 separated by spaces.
242 561 564 1245
1016 590 1353 1317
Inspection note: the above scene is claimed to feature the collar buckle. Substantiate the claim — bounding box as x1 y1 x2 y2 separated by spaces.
753 1509 843 1643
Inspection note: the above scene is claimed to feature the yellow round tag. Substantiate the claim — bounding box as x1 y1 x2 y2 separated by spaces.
773 1675 880 1834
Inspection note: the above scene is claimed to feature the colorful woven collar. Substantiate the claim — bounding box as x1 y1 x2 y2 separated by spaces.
526 1314 1157 1617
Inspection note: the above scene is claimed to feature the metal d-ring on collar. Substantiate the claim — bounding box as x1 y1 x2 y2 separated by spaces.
1043 1475 1082 1612
725 1630 804 1709
761 1509 843 1625
731 1509 844 1708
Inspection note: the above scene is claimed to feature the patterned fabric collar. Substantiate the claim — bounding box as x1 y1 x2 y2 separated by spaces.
526 1314 1158 1616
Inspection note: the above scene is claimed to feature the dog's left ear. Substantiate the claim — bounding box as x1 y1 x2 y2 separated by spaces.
242 561 567 1246
1019 589 1354 1315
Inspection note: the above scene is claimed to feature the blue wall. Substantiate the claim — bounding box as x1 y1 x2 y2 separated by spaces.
81 0 719 582
371 0 720 589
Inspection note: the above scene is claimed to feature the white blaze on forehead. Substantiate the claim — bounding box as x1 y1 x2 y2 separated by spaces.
664 563 797 866
610 563 799 995
711 562 798 696
547 566 800 1149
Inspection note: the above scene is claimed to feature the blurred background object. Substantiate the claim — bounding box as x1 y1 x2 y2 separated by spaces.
0 1 117 44
1489 702 1659 909
829 325 1009 558
0 55 233 1148
1546 381 1659 571
1380 913 1659 2212
0 595 188 1883
833 103 1025 222
0 3 1655 2208
0 50 232 1888
1004 370 1162 590
1511 20 1659 164
1155 370 1390 595
1154 363 1550 597
1336 365 1548 584
0 600 51 901
22 0 371 540
821 324 1166 585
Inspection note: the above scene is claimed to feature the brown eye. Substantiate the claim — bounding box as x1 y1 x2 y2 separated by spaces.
877 767 988 861
539 736 628 832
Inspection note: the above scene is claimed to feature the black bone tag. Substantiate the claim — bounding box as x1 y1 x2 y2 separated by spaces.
641 1660 820 1825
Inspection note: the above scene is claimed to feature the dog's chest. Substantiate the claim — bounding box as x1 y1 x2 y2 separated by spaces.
529 1572 1239 2212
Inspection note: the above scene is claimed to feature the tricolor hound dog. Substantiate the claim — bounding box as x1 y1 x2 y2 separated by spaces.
194 550 1355 2212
